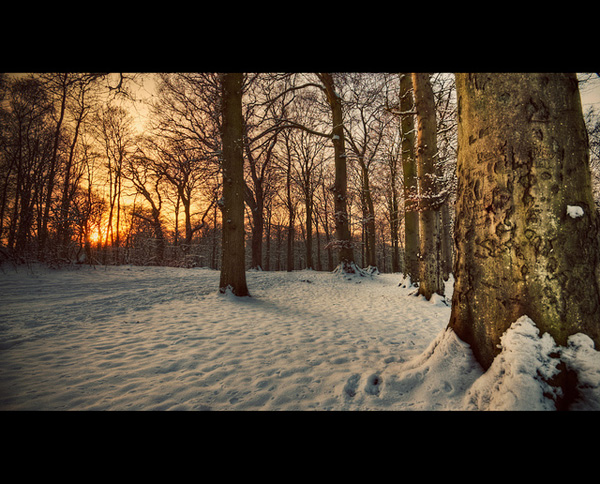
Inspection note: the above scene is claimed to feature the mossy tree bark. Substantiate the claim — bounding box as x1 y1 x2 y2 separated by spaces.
413 73 445 300
449 73 600 370
399 73 420 285
219 73 249 297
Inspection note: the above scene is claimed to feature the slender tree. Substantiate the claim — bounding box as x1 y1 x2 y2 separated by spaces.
282 130 297 272
289 123 327 270
413 73 444 300
57 74 100 259
318 73 356 273
449 73 600 379
399 73 420 285
124 145 166 263
95 105 133 264
384 136 402 273
219 73 249 296
431 73 458 280
344 73 390 272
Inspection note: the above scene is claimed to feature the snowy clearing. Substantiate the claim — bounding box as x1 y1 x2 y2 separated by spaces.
1 264 599 411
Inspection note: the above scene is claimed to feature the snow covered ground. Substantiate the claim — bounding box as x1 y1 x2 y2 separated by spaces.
1 264 599 411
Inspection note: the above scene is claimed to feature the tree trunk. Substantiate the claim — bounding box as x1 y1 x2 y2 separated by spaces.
264 205 272 271
400 73 419 284
183 194 193 247
305 192 314 269
246 188 264 270
449 72 600 371
219 73 249 297
320 73 355 272
285 144 295 272
39 77 68 259
440 202 452 280
413 73 444 300
360 160 377 269
388 152 401 273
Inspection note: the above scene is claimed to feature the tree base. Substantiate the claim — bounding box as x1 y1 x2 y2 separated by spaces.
332 261 370 277
218 284 250 298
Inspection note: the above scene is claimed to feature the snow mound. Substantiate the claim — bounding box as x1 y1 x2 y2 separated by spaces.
379 328 483 410
384 315 600 411
561 333 600 410
463 316 600 411
464 316 562 410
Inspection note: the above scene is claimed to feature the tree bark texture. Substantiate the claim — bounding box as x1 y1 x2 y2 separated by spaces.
413 73 445 300
320 73 355 271
219 73 249 296
400 73 419 284
449 73 600 370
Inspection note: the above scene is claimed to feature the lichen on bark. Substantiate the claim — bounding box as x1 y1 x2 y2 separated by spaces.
449 73 600 370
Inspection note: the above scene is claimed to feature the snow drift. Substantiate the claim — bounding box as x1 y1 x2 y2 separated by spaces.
0 264 598 410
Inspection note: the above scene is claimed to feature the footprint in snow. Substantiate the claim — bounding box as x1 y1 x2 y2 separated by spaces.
344 374 360 398
365 373 383 396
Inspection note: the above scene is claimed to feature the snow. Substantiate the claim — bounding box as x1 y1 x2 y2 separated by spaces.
1 264 599 411
567 205 584 218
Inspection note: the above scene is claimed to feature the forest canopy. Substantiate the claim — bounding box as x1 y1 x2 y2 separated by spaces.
1 72 598 275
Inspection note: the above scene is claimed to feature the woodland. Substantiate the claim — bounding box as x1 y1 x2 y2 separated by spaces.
2 73 599 281
2 73 600 409
0 73 461 275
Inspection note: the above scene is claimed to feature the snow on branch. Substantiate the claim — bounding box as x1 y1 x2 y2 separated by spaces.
325 239 355 250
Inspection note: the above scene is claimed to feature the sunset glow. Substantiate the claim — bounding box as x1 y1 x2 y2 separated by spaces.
88 228 103 246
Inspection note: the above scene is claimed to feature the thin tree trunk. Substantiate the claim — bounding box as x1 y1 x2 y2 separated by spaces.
388 150 401 273
413 72 444 300
286 147 295 272
305 191 314 269
400 73 419 284
440 202 452 280
315 214 322 271
39 78 68 259
361 161 377 269
264 205 272 271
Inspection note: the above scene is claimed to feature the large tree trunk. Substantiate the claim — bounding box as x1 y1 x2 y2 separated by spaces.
320 73 355 272
413 73 444 300
449 73 600 371
219 73 249 297
400 73 419 284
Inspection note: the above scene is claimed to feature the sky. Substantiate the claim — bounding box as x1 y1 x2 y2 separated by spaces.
124 72 600 134
578 73 600 110
6 72 599 134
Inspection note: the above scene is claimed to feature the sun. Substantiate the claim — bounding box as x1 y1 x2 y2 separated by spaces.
88 228 103 246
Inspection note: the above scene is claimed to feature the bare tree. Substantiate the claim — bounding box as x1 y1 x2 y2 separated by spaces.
413 73 445 300
56 74 102 259
94 104 134 263
344 73 392 272
219 73 249 296
0 76 54 259
317 73 357 273
124 142 166 263
398 73 420 285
